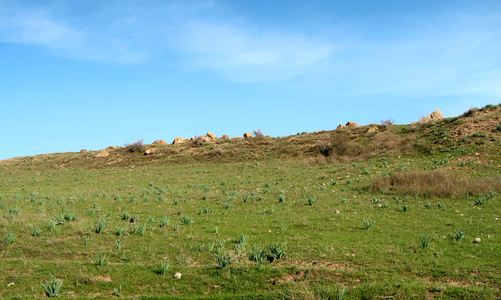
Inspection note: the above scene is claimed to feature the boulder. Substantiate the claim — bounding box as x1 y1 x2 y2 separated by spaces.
196 135 208 142
95 150 109 158
153 140 167 145
345 122 359 128
106 146 120 150
367 126 379 133
220 135 229 140
145 148 158 155
336 124 344 130
173 137 184 144
419 110 443 124
80 149 88 153
244 132 253 139
206 132 216 141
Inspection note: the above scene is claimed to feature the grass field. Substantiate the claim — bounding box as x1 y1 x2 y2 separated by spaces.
1 105 500 299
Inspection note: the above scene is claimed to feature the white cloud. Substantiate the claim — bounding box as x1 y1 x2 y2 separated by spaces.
172 21 334 82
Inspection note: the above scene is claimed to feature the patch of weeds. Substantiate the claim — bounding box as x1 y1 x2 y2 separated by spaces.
268 242 286 262
31 227 43 237
455 230 466 241
236 233 247 245
214 251 235 268
41 276 64 297
363 219 376 229
158 216 170 227
307 197 317 206
3 233 15 245
424 202 432 209
402 205 410 212
157 261 171 275
420 233 433 249
94 215 109 233
115 228 127 236
181 215 193 225
92 252 111 266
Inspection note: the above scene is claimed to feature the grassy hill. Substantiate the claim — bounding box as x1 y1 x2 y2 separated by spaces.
0 104 500 299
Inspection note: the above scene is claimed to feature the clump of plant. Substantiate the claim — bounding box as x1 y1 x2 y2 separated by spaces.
41 276 64 297
3 233 15 245
124 139 146 153
31 227 43 237
157 261 171 275
251 245 268 268
214 251 235 268
268 242 286 262
420 233 433 249
92 252 111 266
181 215 193 225
455 230 466 241
307 197 317 206
236 233 247 245
158 216 170 227
363 219 376 229
402 205 410 212
94 216 109 233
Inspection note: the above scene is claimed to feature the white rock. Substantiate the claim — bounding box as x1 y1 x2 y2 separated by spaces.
174 272 182 279
474 238 481 243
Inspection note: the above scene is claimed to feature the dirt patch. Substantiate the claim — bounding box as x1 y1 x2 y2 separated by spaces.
92 276 112 282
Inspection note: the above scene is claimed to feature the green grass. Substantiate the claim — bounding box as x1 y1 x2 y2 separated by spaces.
0 108 500 298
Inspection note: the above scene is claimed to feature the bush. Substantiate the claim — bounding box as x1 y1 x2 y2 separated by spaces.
380 118 394 127
253 129 264 138
125 139 146 153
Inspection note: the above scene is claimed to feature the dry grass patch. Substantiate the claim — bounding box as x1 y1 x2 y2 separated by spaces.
372 170 501 198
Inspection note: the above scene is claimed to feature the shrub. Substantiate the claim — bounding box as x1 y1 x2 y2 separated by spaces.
157 261 170 275
380 118 394 126
124 139 146 153
253 129 264 138
214 251 235 268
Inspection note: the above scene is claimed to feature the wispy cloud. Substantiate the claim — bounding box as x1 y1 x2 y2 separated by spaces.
171 21 334 82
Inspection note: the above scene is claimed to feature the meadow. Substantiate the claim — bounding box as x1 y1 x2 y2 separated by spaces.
1 105 500 299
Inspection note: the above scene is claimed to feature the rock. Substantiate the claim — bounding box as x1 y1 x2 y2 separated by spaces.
206 132 216 141
220 135 229 140
174 273 182 279
419 110 443 124
173 137 184 144
473 238 481 243
152 140 167 145
337 124 344 130
244 132 253 139
80 149 88 153
106 146 120 150
95 150 109 158
145 148 158 155
345 122 359 128
367 126 379 133
196 135 210 142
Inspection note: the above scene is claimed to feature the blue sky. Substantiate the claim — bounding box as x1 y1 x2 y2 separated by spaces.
1 0 500 160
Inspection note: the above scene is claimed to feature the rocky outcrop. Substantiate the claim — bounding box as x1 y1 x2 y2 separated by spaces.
80 149 88 153
145 148 158 155
337 124 344 130
220 135 229 140
419 110 443 124
153 140 167 145
95 150 109 158
345 122 359 128
244 132 253 139
173 137 184 144
206 132 216 141
367 126 379 133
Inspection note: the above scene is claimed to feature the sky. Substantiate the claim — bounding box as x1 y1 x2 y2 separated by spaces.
1 0 500 160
